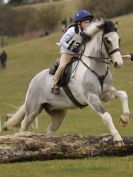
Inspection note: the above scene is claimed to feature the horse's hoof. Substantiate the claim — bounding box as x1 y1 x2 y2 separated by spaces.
119 119 128 127
113 140 125 149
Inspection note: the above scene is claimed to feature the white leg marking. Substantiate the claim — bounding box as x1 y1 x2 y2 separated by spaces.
112 88 130 123
99 112 122 142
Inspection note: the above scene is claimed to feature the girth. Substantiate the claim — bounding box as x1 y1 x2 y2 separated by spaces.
95 67 109 90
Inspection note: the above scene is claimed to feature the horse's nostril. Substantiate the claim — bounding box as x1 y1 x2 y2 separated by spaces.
114 62 118 68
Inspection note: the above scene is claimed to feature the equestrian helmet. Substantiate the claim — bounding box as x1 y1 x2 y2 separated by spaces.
74 10 94 23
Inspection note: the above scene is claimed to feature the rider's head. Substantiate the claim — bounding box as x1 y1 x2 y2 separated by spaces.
74 10 94 30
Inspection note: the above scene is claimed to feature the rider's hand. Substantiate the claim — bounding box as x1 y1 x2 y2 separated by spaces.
71 45 80 53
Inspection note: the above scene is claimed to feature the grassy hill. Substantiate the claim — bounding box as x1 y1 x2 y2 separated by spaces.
0 13 133 177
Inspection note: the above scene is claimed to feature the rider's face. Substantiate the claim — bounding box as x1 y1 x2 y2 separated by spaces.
80 20 90 30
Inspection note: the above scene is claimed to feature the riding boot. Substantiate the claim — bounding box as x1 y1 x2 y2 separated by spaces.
51 67 64 95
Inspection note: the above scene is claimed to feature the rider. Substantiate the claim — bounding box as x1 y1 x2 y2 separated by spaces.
122 53 133 61
51 10 94 95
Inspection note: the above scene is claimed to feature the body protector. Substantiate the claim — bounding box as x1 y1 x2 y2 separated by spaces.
66 24 84 54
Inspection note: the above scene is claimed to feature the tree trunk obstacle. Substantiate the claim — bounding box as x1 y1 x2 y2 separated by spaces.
0 132 133 163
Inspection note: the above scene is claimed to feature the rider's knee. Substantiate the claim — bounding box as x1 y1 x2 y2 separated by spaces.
58 64 65 70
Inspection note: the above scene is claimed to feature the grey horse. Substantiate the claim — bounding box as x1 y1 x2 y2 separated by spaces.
4 20 130 147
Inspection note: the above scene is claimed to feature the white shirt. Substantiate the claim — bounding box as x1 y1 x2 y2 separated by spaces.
59 26 82 54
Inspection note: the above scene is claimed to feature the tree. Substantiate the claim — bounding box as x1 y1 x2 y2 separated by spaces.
38 5 63 32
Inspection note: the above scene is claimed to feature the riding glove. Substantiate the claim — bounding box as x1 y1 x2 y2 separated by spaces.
71 46 80 53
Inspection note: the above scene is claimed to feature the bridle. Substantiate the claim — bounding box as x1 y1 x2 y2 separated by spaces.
102 33 120 58
81 32 120 64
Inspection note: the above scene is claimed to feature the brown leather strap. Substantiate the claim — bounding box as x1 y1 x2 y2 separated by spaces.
63 85 87 109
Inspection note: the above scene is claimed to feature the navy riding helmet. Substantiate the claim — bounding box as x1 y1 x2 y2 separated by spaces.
74 10 94 23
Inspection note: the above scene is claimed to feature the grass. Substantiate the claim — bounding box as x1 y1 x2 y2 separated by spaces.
0 11 133 177
0 157 133 177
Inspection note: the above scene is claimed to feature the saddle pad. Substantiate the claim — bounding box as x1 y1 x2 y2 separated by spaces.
49 57 79 87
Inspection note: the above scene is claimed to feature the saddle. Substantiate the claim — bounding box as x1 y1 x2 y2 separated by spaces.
49 56 87 109
49 57 79 87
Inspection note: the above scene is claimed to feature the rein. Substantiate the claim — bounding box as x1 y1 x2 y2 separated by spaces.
82 55 111 64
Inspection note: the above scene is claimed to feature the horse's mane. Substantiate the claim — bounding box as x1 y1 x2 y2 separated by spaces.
84 19 117 37
103 20 117 34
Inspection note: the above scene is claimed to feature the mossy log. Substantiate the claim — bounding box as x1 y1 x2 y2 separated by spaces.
0 132 133 163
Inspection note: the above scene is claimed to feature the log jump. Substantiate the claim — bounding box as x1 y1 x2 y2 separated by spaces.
0 132 133 163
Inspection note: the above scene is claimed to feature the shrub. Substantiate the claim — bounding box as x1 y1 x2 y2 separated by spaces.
0 6 37 36
0 4 63 36
78 0 133 18
38 4 63 32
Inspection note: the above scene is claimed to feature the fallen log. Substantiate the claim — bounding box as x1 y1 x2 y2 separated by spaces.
0 132 133 163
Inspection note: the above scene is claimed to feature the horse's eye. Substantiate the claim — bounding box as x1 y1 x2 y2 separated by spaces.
104 37 111 44
106 39 111 44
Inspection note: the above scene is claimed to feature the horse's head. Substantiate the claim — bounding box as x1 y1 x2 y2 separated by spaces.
102 20 123 68
84 19 123 68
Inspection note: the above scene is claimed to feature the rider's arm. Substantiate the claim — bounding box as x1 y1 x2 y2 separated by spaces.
60 27 75 49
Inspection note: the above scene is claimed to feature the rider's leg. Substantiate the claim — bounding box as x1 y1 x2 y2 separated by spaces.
51 53 72 95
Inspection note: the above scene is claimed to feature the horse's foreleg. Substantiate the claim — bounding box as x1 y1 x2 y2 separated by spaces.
102 87 130 126
87 93 124 147
46 109 67 136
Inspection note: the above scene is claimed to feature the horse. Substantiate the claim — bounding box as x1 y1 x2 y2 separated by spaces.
4 19 130 147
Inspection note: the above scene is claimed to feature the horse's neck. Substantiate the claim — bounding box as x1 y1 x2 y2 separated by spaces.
82 32 108 74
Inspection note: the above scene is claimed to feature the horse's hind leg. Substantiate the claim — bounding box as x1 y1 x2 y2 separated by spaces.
20 105 42 131
45 108 67 136
86 93 124 147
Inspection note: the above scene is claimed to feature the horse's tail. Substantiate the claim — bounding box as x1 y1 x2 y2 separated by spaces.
3 104 25 130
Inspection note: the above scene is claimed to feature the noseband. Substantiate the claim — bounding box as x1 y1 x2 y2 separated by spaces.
108 48 120 55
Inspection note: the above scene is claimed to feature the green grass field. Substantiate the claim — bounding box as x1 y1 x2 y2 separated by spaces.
0 12 133 177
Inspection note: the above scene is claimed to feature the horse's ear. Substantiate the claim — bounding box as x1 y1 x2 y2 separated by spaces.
114 21 118 31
